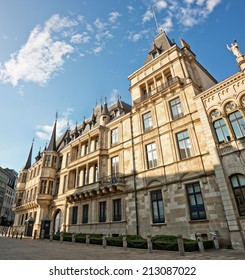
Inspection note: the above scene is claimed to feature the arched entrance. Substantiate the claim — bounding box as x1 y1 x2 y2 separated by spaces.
53 209 63 234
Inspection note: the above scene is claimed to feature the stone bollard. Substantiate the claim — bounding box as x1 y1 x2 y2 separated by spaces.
72 233 76 244
20 232 23 239
8 229 10 237
16 232 18 239
60 232 63 243
177 234 185 256
147 235 153 253
41 230 45 240
11 231 15 238
86 234 90 246
196 233 204 253
102 235 107 249
50 231 54 242
122 234 127 251
213 236 220 249
33 230 37 240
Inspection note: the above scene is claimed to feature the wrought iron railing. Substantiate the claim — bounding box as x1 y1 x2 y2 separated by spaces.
134 76 184 105
99 173 125 185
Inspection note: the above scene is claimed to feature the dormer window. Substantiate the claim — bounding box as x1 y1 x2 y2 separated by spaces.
152 50 159 59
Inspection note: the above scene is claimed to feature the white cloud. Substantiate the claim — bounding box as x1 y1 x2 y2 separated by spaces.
36 108 74 141
142 10 153 23
94 18 107 30
108 11 121 23
155 0 168 11
127 5 134 13
139 0 222 32
159 16 173 33
70 32 91 44
206 0 221 13
108 89 120 105
127 29 150 43
0 14 75 86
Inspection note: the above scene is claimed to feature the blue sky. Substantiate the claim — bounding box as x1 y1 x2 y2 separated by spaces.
0 0 244 173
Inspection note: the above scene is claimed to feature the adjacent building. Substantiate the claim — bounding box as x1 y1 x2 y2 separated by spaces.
0 167 17 226
12 31 245 249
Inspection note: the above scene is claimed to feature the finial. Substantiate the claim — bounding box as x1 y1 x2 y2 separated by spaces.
55 110 58 120
104 97 107 104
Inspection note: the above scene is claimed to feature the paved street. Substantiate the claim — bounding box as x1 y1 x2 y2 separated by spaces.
0 235 245 260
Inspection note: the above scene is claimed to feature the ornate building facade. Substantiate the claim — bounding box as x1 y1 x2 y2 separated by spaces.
12 32 245 250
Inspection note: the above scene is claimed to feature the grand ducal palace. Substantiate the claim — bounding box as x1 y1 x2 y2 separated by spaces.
12 31 245 250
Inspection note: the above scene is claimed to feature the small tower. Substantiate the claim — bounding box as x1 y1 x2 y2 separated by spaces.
100 99 110 126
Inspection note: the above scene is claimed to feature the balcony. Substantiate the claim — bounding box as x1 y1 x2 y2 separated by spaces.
133 76 185 106
99 173 125 186
67 173 126 203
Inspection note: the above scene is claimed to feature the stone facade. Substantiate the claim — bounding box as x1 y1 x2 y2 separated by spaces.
13 32 245 249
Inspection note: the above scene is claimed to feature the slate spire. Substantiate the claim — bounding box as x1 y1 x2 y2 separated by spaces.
47 117 57 152
23 138 34 170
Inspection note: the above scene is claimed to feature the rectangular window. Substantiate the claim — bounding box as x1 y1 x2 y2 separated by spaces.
113 199 121 221
151 190 165 223
176 130 192 160
146 142 157 169
143 112 153 131
111 156 119 175
170 97 183 120
72 206 78 224
99 201 106 222
66 152 70 166
111 128 119 145
82 204 89 223
186 182 206 220
44 155 51 167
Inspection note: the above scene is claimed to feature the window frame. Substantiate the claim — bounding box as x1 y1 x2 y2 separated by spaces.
71 206 78 224
142 111 153 131
176 130 192 160
213 118 230 143
151 189 165 224
111 128 119 145
146 142 158 169
113 199 121 221
230 174 245 216
169 97 183 120
82 204 89 224
99 201 107 222
229 111 245 139
186 182 206 221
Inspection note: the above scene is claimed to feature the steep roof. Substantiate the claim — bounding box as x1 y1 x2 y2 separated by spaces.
47 119 57 151
23 141 33 170
144 31 175 65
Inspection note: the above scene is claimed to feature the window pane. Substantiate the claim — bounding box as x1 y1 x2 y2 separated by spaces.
151 190 165 223
186 183 206 220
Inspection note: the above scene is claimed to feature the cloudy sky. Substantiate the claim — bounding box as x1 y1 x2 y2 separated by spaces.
0 0 244 172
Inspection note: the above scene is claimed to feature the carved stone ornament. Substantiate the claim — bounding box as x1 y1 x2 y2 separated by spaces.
241 95 245 106
210 109 221 120
225 101 236 113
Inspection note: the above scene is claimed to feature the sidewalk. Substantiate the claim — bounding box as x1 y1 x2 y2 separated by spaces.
0 235 245 260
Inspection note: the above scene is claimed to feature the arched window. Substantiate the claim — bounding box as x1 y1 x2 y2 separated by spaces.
228 111 245 139
230 174 245 216
213 119 230 143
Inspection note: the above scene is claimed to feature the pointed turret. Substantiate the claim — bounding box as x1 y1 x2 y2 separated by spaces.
47 119 57 151
100 99 110 126
23 139 34 170
144 30 175 65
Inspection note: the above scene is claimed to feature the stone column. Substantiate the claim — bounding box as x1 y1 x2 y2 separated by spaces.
196 233 204 253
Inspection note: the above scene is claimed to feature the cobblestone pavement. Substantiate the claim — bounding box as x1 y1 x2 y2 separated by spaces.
0 235 245 260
